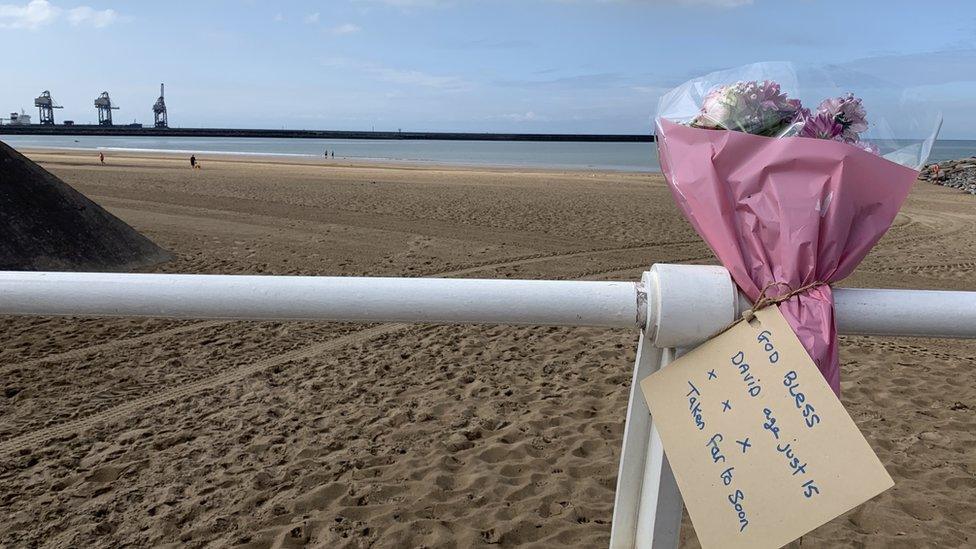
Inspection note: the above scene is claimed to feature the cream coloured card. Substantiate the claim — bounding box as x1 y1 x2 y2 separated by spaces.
640 306 892 549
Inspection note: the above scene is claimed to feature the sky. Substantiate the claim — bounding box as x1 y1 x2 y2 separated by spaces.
1 0 975 137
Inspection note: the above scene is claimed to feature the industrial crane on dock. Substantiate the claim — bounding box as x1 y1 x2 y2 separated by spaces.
94 91 119 126
34 91 63 125
152 83 168 128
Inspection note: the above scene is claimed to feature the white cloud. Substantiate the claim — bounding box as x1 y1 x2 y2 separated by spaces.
0 0 122 29
361 0 752 6
359 0 452 6
0 0 59 29
649 0 752 5
632 85 668 94
370 66 467 89
322 56 469 91
303 12 319 24
67 5 117 27
557 0 753 6
330 22 361 35
499 111 546 122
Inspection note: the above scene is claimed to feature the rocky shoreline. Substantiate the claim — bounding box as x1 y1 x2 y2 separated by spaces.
919 158 976 194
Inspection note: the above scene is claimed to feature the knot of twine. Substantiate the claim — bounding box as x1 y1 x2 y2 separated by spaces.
720 280 828 335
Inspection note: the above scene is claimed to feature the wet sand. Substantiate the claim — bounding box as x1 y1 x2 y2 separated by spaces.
1 149 974 547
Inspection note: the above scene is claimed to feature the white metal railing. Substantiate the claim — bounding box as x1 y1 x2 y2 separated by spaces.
3 269 974 339
2 264 975 549
0 272 642 328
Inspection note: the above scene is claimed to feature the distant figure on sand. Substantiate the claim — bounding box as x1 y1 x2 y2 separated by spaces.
99 152 105 164
190 155 196 169
331 150 334 158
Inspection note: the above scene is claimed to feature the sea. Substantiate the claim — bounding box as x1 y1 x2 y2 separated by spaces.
3 134 975 173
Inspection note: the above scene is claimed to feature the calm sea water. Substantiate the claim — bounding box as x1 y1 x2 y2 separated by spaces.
3 134 975 172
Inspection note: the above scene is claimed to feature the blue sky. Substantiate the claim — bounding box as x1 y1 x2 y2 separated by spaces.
1 0 975 137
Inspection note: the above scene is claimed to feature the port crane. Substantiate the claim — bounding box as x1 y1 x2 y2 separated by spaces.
152 83 168 128
94 91 119 126
34 91 63 125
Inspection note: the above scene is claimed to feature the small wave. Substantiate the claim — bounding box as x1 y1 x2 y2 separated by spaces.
96 146 318 158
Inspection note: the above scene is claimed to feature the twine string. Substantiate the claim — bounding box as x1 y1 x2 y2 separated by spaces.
720 280 828 335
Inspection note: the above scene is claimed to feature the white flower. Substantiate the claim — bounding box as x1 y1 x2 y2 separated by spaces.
694 89 734 129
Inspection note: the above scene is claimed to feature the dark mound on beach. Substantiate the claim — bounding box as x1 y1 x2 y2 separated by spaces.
0 141 171 271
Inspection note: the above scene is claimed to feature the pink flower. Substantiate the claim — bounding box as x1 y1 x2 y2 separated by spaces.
798 112 844 140
817 93 868 142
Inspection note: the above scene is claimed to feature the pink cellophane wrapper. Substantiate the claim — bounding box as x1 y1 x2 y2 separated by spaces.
657 119 920 393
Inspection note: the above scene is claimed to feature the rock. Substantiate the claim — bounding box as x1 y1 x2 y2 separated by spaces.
0 140 171 270
923 157 976 196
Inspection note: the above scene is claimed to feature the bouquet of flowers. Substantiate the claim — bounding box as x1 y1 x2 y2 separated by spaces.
656 62 941 393
691 81 877 152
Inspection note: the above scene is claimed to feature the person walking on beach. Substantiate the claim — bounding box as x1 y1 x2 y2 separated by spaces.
331 150 334 158
99 152 105 164
190 155 196 169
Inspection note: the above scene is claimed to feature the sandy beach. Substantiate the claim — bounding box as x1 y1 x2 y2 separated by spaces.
1 149 974 548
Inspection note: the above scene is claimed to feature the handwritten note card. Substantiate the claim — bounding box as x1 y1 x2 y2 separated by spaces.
640 306 892 549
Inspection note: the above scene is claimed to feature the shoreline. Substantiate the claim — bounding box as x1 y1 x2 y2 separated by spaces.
0 125 654 142
17 145 658 176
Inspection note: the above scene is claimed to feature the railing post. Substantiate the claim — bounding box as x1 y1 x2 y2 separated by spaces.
635 348 686 548
610 341 684 549
610 265 738 549
610 333 665 548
